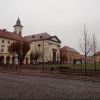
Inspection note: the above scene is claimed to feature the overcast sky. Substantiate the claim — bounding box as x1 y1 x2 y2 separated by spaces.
0 0 100 53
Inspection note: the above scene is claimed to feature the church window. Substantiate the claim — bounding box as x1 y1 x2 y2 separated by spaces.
2 40 4 43
1 49 4 52
1 45 5 52
8 41 10 44
38 44 41 47
40 36 42 38
32 36 35 39
19 31 21 35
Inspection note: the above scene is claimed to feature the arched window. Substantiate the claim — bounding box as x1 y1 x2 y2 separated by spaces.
0 56 4 64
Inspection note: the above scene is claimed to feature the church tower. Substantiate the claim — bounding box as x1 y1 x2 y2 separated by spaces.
13 17 23 36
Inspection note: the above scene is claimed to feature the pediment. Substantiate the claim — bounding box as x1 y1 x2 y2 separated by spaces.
51 37 58 42
50 36 61 43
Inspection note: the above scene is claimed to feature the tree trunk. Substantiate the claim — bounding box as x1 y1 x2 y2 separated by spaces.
85 52 87 75
94 54 96 71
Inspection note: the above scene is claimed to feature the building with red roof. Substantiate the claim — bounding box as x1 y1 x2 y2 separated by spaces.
0 18 61 64
60 46 80 63
94 51 100 63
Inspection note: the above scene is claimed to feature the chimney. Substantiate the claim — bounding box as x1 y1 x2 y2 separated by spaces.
2 29 7 32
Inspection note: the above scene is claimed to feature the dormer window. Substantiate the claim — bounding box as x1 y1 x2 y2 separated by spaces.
32 36 35 39
40 36 42 38
38 44 41 47
48 42 52 45
8 41 10 44
19 31 21 34
19 31 22 36
2 40 4 43
14 31 16 33
1 45 5 52
2 29 6 32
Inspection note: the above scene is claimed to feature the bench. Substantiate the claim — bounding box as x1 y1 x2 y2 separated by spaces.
51 67 54 72
57 67 70 73
50 66 70 73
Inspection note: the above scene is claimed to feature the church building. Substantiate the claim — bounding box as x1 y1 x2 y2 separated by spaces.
0 18 61 64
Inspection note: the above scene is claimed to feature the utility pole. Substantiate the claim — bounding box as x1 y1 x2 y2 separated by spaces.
15 53 18 70
93 34 96 71
42 40 44 72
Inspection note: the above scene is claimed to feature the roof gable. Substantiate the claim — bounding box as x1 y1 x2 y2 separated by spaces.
24 32 50 41
95 51 100 56
49 36 61 43
24 33 61 43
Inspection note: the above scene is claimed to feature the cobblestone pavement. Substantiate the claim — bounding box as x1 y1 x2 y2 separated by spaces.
0 73 100 100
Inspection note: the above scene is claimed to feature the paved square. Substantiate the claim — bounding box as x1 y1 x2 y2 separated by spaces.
0 72 100 100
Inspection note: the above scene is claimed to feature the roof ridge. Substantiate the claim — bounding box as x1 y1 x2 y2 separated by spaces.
0 29 25 41
61 45 79 53
24 32 51 37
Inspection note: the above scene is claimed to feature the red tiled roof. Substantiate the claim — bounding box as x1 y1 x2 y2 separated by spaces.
0 29 25 41
61 46 80 54
95 51 100 56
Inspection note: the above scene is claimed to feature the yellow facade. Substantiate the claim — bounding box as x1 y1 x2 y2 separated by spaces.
0 37 30 64
28 39 61 63
0 37 15 64
60 46 80 63
0 18 61 65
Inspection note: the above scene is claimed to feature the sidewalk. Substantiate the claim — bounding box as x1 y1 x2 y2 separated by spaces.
0 68 100 82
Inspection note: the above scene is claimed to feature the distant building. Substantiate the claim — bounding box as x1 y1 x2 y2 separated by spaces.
60 46 80 63
80 55 92 64
93 51 100 63
0 17 61 64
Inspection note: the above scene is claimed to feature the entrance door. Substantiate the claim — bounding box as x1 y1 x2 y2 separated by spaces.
53 52 56 62
12 57 15 64
6 56 10 64
52 49 57 63
0 56 4 64
26 57 28 64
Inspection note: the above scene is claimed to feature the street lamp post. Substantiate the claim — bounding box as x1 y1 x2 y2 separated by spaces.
15 53 18 70
42 40 44 72
20 42 23 66
38 40 44 72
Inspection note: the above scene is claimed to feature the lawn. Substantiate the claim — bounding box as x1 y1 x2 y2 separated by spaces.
38 63 100 71
20 62 100 71
81 63 100 70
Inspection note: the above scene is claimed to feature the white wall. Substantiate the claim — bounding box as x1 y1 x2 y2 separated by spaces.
29 39 61 62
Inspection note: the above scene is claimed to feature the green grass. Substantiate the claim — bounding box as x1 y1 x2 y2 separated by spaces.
31 63 100 71
62 63 100 70
81 63 100 70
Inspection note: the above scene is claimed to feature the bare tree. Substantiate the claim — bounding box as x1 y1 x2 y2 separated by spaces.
30 51 40 64
91 34 97 71
38 42 44 63
30 43 41 65
38 41 49 72
38 42 50 62
80 25 92 74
